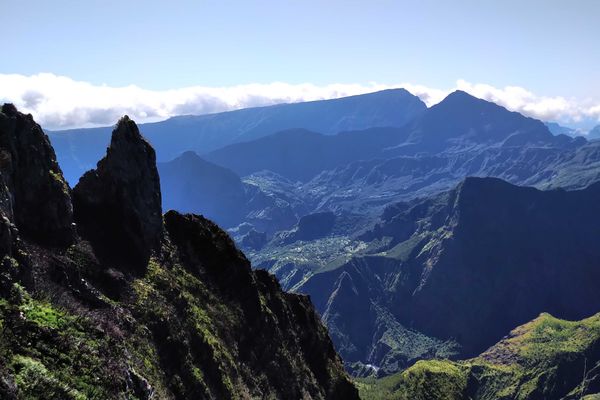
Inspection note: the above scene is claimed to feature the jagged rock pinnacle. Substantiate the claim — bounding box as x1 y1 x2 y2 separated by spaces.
73 115 162 273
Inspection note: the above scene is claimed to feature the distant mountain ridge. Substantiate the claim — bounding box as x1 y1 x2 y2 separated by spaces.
205 90 582 183
399 90 568 151
195 91 589 238
589 124 600 139
153 92 596 290
545 121 581 137
48 89 426 184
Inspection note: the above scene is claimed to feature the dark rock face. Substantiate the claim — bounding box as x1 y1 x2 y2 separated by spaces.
163 211 252 287
0 180 16 258
408 178 600 355
0 104 74 246
73 116 162 273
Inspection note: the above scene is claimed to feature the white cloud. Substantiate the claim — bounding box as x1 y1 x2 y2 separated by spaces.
0 73 598 130
587 104 600 118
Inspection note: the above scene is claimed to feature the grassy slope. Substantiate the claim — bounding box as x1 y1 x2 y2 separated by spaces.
358 312 600 400
0 233 354 399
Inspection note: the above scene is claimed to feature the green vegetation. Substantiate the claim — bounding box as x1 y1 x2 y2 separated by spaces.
12 356 85 400
0 254 245 399
515 312 600 362
131 257 242 398
358 312 600 400
48 169 70 195
380 234 426 261
358 360 469 400
356 303 460 376
0 284 120 399
19 295 72 330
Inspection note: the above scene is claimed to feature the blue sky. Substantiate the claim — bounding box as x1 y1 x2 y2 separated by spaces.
1 0 599 129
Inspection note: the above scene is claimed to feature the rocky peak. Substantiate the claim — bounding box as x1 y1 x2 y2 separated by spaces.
410 90 555 148
0 103 74 247
73 116 162 274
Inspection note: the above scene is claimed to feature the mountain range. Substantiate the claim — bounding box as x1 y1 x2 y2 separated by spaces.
153 90 591 236
35 87 600 399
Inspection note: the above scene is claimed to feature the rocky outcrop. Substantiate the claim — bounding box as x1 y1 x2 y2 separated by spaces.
0 104 74 247
73 116 162 273
0 108 357 399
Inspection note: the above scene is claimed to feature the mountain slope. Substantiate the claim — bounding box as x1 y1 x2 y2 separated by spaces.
158 151 249 228
158 152 303 233
359 312 600 400
295 177 600 374
0 105 358 399
205 127 406 182
48 89 426 184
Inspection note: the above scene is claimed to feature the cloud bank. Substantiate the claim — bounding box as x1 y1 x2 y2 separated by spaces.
0 73 598 130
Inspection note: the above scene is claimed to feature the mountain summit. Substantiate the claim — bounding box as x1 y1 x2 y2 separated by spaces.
403 90 558 149
73 116 163 274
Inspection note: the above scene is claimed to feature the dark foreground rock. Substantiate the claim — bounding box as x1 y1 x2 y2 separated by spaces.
0 104 74 247
73 116 163 274
0 106 358 400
